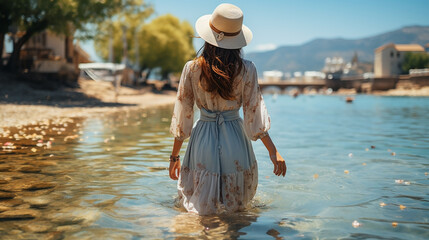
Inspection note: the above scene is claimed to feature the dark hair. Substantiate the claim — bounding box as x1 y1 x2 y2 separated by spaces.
196 42 243 100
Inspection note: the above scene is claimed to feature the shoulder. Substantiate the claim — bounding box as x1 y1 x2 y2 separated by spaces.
183 59 201 73
180 60 198 80
183 60 194 70
242 59 257 74
241 59 258 84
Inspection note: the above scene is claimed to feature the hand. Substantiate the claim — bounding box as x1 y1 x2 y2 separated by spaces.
270 151 287 177
169 159 180 180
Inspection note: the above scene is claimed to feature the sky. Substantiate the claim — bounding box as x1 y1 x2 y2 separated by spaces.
81 0 429 62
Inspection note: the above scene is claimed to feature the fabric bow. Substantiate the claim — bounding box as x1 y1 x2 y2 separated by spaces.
215 112 224 125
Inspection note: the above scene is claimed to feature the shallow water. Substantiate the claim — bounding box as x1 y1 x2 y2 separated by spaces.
1 95 428 239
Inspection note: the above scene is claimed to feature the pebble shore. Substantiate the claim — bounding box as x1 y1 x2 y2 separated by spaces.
0 78 177 129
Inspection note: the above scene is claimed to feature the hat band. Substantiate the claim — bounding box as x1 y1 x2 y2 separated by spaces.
209 21 241 36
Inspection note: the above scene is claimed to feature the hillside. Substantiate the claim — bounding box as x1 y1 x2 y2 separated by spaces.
245 25 429 75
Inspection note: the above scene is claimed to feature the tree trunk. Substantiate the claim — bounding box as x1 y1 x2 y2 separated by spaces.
6 39 23 71
0 33 4 68
5 19 48 72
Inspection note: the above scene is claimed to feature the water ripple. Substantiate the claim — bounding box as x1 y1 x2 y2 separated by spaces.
1 96 428 239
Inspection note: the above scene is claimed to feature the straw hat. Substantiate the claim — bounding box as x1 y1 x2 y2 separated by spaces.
195 3 253 49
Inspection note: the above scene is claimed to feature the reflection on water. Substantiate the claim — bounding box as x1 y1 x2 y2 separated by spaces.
1 95 428 239
171 211 259 239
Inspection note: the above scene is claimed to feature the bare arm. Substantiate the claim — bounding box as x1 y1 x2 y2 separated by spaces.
169 138 183 180
261 134 287 177
171 138 183 156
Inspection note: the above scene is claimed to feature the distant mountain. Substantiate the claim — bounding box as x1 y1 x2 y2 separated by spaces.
245 25 429 75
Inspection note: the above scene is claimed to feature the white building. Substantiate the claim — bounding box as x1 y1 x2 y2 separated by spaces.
303 71 326 81
374 43 425 77
23 30 71 60
293 71 302 78
262 70 283 81
323 57 345 73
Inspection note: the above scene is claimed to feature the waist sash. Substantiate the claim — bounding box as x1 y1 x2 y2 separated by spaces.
199 108 240 125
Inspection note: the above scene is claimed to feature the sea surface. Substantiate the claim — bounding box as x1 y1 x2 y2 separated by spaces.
0 95 428 239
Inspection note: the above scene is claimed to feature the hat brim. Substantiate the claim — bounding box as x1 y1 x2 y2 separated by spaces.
195 14 253 50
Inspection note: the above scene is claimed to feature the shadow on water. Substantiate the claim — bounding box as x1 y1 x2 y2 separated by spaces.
170 211 260 239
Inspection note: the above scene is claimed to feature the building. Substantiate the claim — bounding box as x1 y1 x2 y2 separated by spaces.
20 30 91 74
303 71 325 81
262 70 283 82
322 57 345 73
322 53 373 78
374 43 425 77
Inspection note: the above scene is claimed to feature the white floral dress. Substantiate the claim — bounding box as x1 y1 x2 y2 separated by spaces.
170 59 270 215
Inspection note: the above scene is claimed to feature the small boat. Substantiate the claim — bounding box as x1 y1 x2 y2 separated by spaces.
292 91 299 98
345 96 354 103
79 62 125 82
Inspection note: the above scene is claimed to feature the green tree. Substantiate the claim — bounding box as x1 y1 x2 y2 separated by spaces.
94 20 125 64
95 14 195 81
402 52 429 74
94 5 153 64
139 14 195 79
0 0 146 71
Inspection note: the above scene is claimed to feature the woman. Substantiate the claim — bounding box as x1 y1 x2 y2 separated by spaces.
169 3 286 215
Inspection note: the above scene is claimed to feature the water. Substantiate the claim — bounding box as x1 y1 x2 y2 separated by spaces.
0 95 428 239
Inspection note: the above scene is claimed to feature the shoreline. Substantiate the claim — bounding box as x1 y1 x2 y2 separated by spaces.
0 78 176 130
333 86 429 97
262 87 429 97
0 94 176 129
2 77 429 131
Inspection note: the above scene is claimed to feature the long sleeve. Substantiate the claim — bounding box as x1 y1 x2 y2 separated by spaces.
242 62 271 141
170 61 195 140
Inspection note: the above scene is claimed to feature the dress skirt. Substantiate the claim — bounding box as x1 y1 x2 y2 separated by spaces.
177 108 258 215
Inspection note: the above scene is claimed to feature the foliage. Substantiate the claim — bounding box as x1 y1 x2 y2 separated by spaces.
94 20 127 64
94 4 153 64
95 14 195 79
0 0 146 70
139 14 195 78
402 52 429 73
